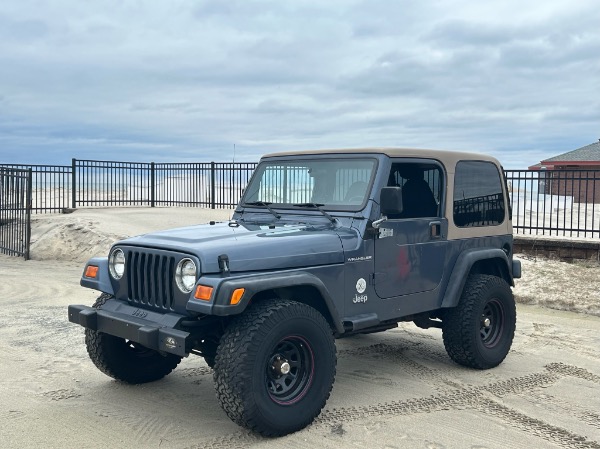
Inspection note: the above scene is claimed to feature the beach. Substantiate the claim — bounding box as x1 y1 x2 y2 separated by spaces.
1 207 599 448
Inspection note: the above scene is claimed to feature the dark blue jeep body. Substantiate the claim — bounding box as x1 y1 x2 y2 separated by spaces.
68 148 522 436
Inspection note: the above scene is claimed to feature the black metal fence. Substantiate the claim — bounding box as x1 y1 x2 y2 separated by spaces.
0 159 258 212
1 159 600 239
505 170 600 238
0 163 71 213
0 167 32 259
73 159 152 208
73 160 257 208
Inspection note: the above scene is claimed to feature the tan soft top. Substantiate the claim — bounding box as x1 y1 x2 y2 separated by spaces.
264 147 511 239
263 148 502 173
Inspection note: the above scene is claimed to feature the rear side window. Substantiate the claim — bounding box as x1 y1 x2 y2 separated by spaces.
453 161 505 227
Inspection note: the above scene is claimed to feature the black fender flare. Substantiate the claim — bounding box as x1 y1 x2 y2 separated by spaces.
186 271 344 334
440 248 512 309
80 257 115 296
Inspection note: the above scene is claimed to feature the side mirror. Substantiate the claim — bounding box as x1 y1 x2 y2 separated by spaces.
380 186 403 216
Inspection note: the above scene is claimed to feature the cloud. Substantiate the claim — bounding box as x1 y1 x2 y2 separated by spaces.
0 14 48 42
0 0 598 168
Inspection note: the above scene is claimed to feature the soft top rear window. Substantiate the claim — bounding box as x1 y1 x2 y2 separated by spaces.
453 161 505 227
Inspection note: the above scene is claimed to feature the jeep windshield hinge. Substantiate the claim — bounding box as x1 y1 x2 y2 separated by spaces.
372 216 387 229
218 254 230 274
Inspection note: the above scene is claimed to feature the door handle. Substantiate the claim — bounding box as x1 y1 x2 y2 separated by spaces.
430 221 442 239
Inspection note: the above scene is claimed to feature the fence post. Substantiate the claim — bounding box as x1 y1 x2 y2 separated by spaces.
71 158 76 209
25 168 32 260
211 162 216 209
150 162 155 207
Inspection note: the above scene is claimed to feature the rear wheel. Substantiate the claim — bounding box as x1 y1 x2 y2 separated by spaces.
213 299 336 436
85 294 182 384
442 274 516 369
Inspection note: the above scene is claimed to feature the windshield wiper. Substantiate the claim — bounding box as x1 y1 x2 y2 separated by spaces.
292 203 336 223
243 201 281 219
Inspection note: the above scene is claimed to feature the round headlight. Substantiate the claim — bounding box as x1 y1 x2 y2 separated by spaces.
109 248 125 280
176 258 197 293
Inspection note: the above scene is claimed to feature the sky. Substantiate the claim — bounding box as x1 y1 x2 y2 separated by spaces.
0 0 599 168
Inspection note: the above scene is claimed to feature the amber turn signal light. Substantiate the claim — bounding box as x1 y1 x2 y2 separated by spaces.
194 285 213 301
84 265 99 278
230 288 245 305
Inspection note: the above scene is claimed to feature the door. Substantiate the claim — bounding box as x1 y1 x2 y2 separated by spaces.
374 161 448 298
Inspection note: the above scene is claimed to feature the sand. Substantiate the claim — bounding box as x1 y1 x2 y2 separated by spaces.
28 207 235 263
1 208 599 448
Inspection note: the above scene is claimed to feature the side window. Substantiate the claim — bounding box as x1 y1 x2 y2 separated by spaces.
453 161 505 227
387 163 442 218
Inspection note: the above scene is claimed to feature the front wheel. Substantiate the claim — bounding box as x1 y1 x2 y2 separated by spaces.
84 294 182 384
442 274 516 369
213 300 336 436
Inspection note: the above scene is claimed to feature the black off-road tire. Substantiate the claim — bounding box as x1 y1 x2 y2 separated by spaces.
442 274 516 370
213 299 336 436
203 355 216 369
187 336 218 369
85 293 182 384
200 338 219 369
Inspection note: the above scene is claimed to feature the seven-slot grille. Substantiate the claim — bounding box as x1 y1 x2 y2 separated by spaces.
126 250 177 311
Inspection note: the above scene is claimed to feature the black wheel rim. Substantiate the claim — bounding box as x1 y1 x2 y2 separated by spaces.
480 299 505 348
266 335 314 405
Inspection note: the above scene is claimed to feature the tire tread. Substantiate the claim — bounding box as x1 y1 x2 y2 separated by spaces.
85 293 182 384
213 299 336 436
442 274 516 370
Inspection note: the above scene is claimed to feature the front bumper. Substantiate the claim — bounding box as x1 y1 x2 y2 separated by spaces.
68 299 190 357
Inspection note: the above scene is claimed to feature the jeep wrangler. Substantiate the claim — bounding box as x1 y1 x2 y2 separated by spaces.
69 148 521 436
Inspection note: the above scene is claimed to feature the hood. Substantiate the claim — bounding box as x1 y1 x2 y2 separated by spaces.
120 220 354 273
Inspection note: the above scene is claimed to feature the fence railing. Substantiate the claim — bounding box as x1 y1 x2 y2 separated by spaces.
505 169 600 238
0 167 32 259
73 159 153 208
72 160 257 208
1 160 600 239
0 159 259 212
0 163 71 213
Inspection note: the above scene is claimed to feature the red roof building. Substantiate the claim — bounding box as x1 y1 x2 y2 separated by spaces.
529 140 600 170
528 140 600 203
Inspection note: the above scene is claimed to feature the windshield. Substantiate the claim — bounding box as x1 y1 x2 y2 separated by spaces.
241 158 377 211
